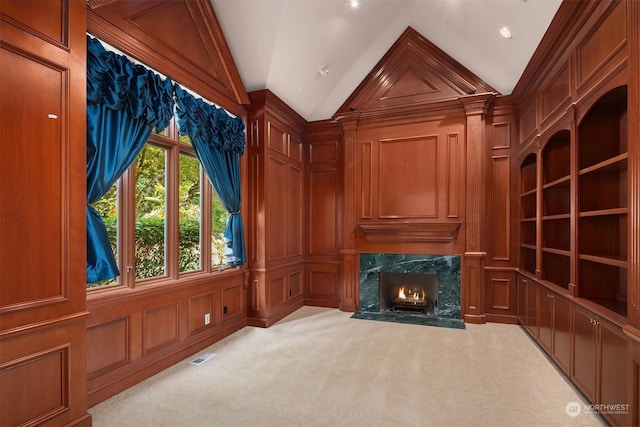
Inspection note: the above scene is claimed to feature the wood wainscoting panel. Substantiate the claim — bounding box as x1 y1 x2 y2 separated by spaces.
267 155 287 261
267 120 288 156
305 264 340 307
268 275 287 310
87 317 129 377
288 164 303 257
289 134 303 163
309 169 338 255
0 0 67 46
188 292 216 336
289 271 302 299
520 103 537 145
222 284 243 321
309 140 338 164
484 269 517 322
1 346 68 426
360 141 373 219
490 155 511 261
577 0 627 90
541 62 571 124
378 135 438 218
143 303 179 355
446 132 461 218
491 122 511 150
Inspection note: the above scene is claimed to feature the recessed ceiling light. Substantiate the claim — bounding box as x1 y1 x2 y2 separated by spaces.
499 26 512 39
348 0 359 8
319 68 330 77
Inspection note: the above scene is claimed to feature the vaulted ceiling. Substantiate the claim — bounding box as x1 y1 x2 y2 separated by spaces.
211 0 562 122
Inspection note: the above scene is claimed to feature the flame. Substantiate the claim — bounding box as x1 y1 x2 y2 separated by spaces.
396 287 426 302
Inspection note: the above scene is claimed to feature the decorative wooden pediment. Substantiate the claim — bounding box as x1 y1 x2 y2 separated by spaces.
337 27 496 115
88 0 249 116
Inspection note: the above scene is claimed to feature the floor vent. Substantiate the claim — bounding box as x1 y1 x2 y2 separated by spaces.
191 352 215 365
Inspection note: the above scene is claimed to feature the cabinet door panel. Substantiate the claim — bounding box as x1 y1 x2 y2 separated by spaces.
526 281 537 336
572 307 597 402
552 296 572 375
599 320 629 426
538 287 553 353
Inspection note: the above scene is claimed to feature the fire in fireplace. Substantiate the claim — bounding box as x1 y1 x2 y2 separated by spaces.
379 272 438 316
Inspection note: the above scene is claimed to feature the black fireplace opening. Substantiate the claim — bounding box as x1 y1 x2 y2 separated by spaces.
379 272 438 317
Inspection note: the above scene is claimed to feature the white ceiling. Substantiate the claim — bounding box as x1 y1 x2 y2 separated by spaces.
211 0 562 121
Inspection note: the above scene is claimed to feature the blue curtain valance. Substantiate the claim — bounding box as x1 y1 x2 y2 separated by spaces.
174 85 245 154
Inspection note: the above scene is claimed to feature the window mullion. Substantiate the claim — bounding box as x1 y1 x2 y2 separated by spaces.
120 168 137 288
201 171 212 272
166 143 180 279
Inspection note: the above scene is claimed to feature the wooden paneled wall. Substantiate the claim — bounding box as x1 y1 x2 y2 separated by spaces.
86 273 246 406
0 1 91 425
246 90 306 327
305 120 343 307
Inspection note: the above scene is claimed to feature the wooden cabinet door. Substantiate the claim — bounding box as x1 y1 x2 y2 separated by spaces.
572 306 597 402
525 279 538 336
537 286 553 353
599 319 629 427
552 295 572 375
517 275 527 326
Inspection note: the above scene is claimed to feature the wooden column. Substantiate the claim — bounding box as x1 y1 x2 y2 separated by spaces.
461 94 495 324
336 113 359 312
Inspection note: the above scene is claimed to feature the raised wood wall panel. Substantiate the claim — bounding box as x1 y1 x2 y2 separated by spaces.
289 137 303 163
0 0 67 46
446 133 461 218
222 284 243 320
490 155 511 261
188 292 216 335
267 156 288 261
491 122 511 150
520 104 537 145
143 303 179 355
309 169 338 255
288 165 303 257
309 140 338 164
360 141 373 219
484 270 517 318
307 267 339 299
577 0 627 90
87 317 129 376
1 346 67 426
541 62 571 123
0 47 65 308
289 271 302 299
268 276 287 309
378 136 438 218
268 121 288 156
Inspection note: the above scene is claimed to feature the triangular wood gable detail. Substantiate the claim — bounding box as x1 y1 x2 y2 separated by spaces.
88 0 249 115
337 27 497 115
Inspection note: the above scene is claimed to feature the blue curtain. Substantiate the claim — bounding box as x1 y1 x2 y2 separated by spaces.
174 86 246 266
86 36 174 283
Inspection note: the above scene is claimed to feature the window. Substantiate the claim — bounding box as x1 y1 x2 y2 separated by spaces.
88 119 228 289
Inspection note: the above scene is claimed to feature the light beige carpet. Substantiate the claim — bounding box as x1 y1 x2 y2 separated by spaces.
89 306 607 427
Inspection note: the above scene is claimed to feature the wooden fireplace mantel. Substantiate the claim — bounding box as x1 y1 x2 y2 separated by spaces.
358 222 462 243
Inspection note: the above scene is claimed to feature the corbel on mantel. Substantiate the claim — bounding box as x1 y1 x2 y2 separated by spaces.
359 222 462 243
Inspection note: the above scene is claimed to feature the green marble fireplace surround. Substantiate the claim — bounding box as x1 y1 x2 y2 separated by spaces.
353 253 464 329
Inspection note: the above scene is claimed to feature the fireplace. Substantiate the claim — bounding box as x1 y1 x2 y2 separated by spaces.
354 253 463 328
379 272 438 316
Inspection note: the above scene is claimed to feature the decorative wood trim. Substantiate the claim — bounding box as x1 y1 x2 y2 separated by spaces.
358 222 461 243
